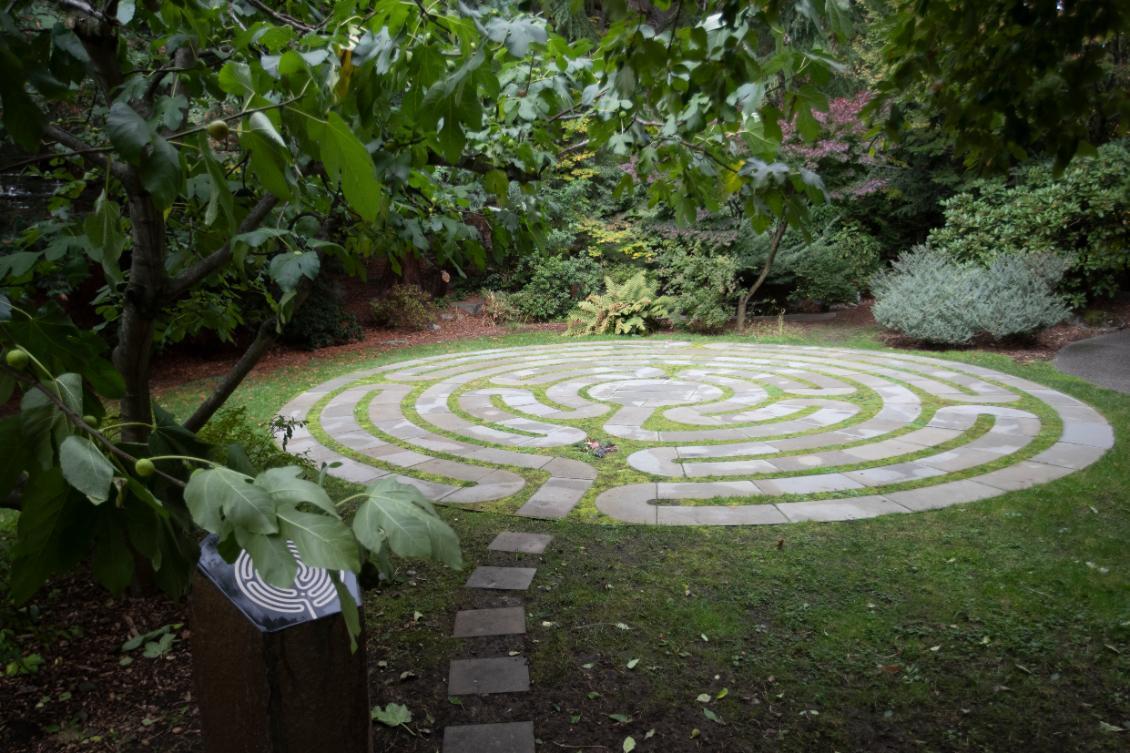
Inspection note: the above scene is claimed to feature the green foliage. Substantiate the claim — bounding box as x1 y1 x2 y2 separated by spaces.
370 283 437 330
480 289 524 325
872 246 1072 344
197 407 296 472
566 272 672 336
184 466 461 642
660 243 740 333
0 301 460 625
513 255 603 321
926 141 1130 306
282 274 362 350
780 223 882 307
871 0 1130 171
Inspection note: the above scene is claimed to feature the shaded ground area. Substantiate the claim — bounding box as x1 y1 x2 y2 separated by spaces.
1055 331 1130 394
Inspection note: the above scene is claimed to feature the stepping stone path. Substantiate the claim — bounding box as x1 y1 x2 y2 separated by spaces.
443 531 551 753
279 342 1114 524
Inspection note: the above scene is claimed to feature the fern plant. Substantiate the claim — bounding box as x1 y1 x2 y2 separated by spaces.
566 272 673 336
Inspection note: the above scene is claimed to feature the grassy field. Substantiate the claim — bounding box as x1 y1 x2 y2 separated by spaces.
3 324 1124 751
157 326 1130 752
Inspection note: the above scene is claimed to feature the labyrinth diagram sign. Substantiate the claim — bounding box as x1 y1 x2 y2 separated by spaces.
278 342 1113 526
196 536 361 632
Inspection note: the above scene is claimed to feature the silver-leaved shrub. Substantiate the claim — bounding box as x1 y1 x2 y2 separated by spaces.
872 246 1071 344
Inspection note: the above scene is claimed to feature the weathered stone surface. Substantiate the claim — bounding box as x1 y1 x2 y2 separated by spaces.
453 607 526 638
448 656 530 695
465 566 537 591
488 532 554 554
443 722 535 753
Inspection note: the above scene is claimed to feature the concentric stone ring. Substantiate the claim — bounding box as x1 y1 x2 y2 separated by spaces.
277 342 1113 526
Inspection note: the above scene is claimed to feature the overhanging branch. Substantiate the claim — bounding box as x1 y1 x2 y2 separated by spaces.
167 194 280 300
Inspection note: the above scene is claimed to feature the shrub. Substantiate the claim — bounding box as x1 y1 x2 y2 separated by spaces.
370 283 437 330
197 406 300 471
660 242 739 332
786 224 883 307
281 274 362 350
513 255 603 321
566 272 673 336
926 140 1130 306
480 289 524 325
872 245 1071 344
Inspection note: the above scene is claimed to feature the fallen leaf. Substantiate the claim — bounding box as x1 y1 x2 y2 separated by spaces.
623 736 637 752
371 703 412 727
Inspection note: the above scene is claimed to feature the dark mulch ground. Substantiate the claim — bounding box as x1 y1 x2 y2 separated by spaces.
0 573 198 752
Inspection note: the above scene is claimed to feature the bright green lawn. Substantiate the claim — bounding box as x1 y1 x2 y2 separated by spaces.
159 326 1130 751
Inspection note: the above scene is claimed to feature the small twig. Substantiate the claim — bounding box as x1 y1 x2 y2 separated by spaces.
551 743 608 750
245 0 315 32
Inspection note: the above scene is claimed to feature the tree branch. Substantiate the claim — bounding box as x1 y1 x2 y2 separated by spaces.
0 365 186 489
166 194 280 300
429 154 541 181
183 273 316 433
37 125 130 181
245 0 315 32
56 0 110 24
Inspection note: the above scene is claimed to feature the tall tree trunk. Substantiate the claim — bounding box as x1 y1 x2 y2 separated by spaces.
736 219 789 332
115 190 167 444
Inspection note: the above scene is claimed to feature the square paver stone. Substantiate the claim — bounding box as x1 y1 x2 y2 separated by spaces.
465 566 537 590
448 656 530 695
443 721 535 753
453 607 526 638
488 532 554 554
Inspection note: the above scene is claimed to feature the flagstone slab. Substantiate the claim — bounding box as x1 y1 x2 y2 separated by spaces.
443 721 535 753
465 566 537 591
448 656 530 695
489 532 554 554
453 606 526 638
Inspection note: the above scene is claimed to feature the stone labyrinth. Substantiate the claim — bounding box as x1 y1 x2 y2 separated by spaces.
277 342 1113 526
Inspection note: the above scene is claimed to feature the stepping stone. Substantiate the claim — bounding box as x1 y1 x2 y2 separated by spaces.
488 532 553 554
453 607 526 638
465 566 537 590
448 656 530 695
443 721 534 753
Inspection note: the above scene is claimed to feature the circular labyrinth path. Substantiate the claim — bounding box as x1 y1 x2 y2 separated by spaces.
277 342 1113 526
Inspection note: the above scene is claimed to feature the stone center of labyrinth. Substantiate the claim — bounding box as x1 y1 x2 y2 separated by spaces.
278 342 1113 526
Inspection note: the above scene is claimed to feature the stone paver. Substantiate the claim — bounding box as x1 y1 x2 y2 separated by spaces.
465 566 538 591
489 532 554 554
448 656 530 695
453 606 526 638
277 342 1114 527
443 722 535 753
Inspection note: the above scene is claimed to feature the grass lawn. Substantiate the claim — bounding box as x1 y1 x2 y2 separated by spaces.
12 324 1122 752
158 324 1130 752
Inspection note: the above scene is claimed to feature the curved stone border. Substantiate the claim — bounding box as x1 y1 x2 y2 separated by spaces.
277 342 1114 525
